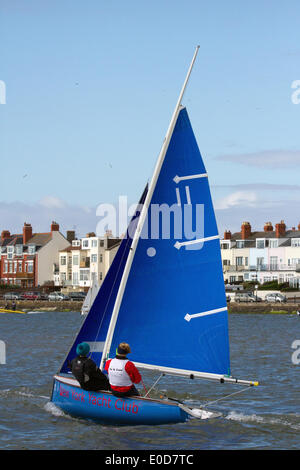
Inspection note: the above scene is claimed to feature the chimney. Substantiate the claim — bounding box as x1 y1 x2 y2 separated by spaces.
275 220 286 238
241 221 251 240
264 222 273 232
1 230 10 241
104 229 113 238
51 221 59 232
223 230 232 240
66 230 76 243
86 232 96 238
23 223 32 244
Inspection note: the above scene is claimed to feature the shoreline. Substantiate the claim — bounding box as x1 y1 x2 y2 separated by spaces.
0 299 83 312
228 302 300 314
1 299 299 314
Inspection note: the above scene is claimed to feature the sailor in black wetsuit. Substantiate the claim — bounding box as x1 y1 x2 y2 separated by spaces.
70 342 110 392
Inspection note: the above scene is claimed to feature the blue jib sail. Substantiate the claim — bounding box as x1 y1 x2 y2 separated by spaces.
59 185 148 373
109 107 231 377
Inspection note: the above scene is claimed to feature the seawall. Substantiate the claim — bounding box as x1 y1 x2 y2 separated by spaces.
0 300 82 312
228 302 300 314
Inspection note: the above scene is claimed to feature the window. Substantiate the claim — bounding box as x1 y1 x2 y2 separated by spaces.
27 262 34 273
15 245 23 255
91 240 98 247
60 256 67 265
28 245 35 254
7 247 14 259
223 260 230 266
100 272 103 281
270 256 278 270
269 239 278 248
235 257 243 266
245 257 248 266
82 240 89 248
18 261 22 272
91 254 97 263
80 269 89 281
291 239 300 247
73 272 79 285
236 241 245 248
99 254 103 263
73 255 79 265
221 242 230 250
4 262 8 273
256 239 265 249
9 262 13 273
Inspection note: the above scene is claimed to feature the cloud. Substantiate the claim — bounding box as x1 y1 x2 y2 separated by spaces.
215 150 300 168
38 195 66 209
215 191 259 210
213 183 300 191
0 198 97 238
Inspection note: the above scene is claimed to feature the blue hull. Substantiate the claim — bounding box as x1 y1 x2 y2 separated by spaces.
51 376 188 426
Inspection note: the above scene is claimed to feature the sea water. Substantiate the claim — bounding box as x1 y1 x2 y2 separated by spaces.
0 312 299 450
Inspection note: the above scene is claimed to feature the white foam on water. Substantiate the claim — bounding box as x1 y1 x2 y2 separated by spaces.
190 409 217 420
44 401 67 418
226 411 264 423
225 411 300 430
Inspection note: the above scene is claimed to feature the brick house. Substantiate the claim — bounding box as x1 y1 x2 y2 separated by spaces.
0 221 71 288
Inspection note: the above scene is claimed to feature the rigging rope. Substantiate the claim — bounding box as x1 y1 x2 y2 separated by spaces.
202 386 253 409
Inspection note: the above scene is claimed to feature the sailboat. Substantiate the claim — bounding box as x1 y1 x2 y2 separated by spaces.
81 280 99 315
51 47 258 425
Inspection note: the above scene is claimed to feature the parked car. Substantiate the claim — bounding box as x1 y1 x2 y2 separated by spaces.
234 292 262 303
3 292 21 300
68 292 86 301
48 292 70 301
20 292 40 300
265 293 287 303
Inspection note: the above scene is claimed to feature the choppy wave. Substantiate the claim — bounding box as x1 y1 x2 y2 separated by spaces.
226 410 300 430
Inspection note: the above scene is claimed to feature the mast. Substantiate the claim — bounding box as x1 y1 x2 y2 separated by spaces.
100 46 200 370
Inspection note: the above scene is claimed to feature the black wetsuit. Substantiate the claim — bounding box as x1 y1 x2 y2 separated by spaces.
70 356 110 391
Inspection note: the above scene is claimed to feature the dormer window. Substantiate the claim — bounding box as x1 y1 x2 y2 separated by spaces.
28 245 36 255
291 238 300 247
236 241 245 248
7 247 14 259
15 245 23 255
256 239 265 249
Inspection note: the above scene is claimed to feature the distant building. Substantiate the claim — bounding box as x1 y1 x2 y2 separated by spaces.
0 222 71 288
58 231 121 290
221 220 300 288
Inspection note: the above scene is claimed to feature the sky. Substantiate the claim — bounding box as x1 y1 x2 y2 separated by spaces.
1 0 300 238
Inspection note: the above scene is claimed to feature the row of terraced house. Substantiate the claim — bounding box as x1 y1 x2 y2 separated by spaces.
0 221 121 291
2 219 300 291
221 220 300 288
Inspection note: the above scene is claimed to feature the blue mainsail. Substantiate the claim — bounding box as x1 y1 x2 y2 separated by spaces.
108 107 230 377
59 185 148 373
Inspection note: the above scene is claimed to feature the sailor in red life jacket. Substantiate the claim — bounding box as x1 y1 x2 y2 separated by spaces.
105 342 141 397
